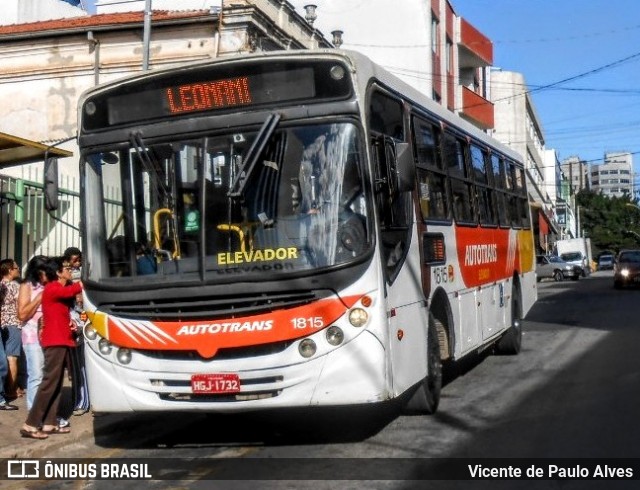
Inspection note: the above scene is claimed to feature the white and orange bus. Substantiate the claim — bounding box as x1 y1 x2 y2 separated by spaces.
63 49 536 414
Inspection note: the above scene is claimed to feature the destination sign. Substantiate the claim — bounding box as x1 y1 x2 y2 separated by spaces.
81 59 352 131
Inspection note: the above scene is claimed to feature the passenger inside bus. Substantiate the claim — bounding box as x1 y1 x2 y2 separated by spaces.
135 242 157 275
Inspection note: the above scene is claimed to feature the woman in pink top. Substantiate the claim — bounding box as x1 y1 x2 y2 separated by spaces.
17 255 49 411
21 257 82 440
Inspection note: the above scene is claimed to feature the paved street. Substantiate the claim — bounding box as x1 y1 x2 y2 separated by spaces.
2 270 639 489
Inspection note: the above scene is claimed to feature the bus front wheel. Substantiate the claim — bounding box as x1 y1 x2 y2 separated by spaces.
405 313 443 414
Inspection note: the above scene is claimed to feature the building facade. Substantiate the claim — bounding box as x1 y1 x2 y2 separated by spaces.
0 0 330 263
1 0 501 264
490 69 559 253
288 0 495 130
560 156 590 195
590 151 634 198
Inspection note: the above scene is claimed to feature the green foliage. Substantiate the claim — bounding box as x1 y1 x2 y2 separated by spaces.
576 190 640 256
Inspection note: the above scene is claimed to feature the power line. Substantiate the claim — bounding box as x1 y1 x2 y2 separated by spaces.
381 51 640 166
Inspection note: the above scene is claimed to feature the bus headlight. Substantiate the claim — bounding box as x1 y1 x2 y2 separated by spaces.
84 324 98 341
349 308 368 327
298 338 317 358
116 348 132 365
330 64 345 80
325 326 344 346
98 338 113 355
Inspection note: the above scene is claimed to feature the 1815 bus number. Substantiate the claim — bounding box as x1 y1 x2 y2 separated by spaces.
291 316 324 329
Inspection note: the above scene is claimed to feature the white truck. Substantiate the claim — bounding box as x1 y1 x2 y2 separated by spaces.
554 238 593 277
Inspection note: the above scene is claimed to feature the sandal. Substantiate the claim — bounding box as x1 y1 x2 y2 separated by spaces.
42 426 71 435
20 428 49 440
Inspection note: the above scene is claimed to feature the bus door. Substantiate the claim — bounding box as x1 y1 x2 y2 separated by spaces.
369 88 426 394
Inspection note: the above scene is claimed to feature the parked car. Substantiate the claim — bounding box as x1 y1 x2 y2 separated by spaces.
559 251 590 277
536 255 581 282
613 249 640 288
597 253 614 271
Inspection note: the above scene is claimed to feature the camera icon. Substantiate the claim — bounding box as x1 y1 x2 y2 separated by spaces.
7 460 39 479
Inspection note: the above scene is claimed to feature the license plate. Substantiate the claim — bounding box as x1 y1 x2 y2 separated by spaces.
191 373 241 394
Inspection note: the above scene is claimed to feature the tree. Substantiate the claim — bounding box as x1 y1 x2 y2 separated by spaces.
576 190 640 256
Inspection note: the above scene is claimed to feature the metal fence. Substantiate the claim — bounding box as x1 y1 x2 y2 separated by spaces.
0 172 81 268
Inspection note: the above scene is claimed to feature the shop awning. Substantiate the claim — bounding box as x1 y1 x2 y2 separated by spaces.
538 211 550 235
0 132 73 168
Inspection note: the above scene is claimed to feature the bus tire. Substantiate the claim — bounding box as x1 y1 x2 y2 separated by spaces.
405 313 443 414
496 284 522 355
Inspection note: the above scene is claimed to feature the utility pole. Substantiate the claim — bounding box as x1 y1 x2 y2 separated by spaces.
576 205 581 238
142 0 152 71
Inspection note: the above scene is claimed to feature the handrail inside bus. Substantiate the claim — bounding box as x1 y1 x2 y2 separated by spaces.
216 224 250 253
153 208 181 259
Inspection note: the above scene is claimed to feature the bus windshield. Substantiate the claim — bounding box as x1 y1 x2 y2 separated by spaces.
84 121 370 282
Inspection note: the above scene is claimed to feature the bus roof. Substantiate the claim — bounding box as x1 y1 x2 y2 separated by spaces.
78 48 523 165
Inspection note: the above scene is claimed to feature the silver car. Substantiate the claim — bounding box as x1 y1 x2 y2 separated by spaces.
536 255 581 282
560 251 590 277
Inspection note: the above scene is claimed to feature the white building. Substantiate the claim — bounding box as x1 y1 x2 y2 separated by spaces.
287 0 495 130
490 69 559 252
560 156 589 194
95 1 221 13
0 0 87 25
590 151 634 198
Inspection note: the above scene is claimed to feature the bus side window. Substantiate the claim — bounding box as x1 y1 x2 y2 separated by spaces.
470 144 496 226
516 167 530 228
412 116 449 221
505 160 522 228
418 170 448 220
443 133 475 224
370 91 404 141
491 154 510 227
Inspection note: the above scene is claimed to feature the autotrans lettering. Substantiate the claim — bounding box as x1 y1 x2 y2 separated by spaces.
464 244 498 266
217 247 298 265
177 320 274 335
166 76 252 114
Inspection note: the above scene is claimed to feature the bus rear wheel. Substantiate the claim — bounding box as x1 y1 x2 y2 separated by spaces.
496 285 522 355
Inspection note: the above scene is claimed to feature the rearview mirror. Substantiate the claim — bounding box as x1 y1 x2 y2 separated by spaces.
44 157 59 211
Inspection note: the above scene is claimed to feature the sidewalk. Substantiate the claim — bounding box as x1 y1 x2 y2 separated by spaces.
0 385 196 460
0 387 97 459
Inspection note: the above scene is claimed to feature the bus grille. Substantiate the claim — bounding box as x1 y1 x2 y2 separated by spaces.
159 390 281 402
142 339 294 361
100 289 331 321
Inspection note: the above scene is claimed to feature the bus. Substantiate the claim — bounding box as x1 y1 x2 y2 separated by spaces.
60 49 536 414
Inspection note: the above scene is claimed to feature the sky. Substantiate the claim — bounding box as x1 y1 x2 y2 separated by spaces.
81 1 640 174
452 0 640 173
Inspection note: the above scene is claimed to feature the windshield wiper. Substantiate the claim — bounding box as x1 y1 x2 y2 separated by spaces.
228 112 281 198
129 132 173 206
